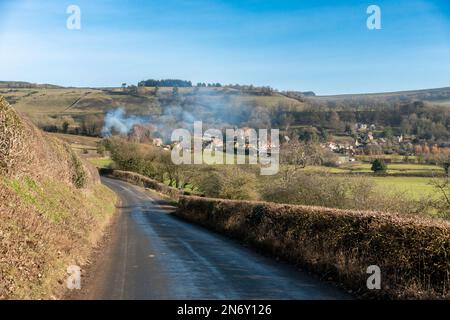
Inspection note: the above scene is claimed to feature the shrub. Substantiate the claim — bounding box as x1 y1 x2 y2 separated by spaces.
176 196 450 299
64 144 87 188
71 155 87 188
192 166 259 201
96 143 106 156
371 159 387 173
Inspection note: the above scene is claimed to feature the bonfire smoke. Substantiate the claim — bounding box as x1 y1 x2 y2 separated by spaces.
101 108 149 136
101 90 271 142
101 107 195 142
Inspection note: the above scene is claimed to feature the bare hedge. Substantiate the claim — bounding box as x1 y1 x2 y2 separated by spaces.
102 169 184 200
99 168 450 298
0 96 26 174
176 196 450 299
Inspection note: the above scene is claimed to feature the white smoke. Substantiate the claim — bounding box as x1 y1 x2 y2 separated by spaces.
101 90 264 141
101 108 147 136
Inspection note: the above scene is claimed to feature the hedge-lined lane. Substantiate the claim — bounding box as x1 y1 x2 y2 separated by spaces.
77 176 349 299
176 196 450 299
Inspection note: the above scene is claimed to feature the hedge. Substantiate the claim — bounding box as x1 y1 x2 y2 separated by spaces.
176 196 450 299
99 169 184 200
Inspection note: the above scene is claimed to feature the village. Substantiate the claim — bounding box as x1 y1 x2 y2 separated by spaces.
123 120 450 169
321 122 450 165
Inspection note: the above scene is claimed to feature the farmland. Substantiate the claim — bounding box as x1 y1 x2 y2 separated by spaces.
4 83 448 219
0 86 305 132
302 165 442 200
59 135 442 204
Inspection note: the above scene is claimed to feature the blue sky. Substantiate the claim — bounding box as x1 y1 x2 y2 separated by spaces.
0 0 449 95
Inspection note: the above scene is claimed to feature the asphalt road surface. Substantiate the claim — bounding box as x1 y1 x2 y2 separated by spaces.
73 177 349 300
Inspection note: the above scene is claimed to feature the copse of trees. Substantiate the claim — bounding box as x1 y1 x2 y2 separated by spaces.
138 79 193 87
227 84 276 96
196 82 222 87
136 79 228 88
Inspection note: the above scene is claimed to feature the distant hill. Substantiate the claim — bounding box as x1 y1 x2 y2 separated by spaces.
1 83 449 142
312 87 450 104
0 81 62 89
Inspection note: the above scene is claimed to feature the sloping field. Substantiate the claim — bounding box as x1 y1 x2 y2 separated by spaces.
0 86 306 130
314 86 450 102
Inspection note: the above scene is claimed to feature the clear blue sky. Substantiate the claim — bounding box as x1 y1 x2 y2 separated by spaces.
0 0 449 95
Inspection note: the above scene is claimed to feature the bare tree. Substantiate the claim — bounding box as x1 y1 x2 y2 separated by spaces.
430 176 450 208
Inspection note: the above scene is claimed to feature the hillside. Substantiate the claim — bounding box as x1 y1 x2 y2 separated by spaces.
314 86 450 102
1 84 449 147
308 87 450 109
0 86 305 132
0 81 62 89
1 85 449 131
0 96 117 299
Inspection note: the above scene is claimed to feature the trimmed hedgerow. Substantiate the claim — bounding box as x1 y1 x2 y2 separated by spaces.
105 169 184 199
176 196 450 299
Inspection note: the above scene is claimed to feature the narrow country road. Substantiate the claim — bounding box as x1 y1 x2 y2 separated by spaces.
73 177 349 300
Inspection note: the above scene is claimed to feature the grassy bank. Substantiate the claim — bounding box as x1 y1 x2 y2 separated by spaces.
0 96 117 299
0 176 116 299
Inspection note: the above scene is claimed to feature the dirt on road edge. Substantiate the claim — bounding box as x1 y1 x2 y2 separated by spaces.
63 198 122 300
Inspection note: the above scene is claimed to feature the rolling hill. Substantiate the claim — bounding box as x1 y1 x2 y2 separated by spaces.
1 83 449 143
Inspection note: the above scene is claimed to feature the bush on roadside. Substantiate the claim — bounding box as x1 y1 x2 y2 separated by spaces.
176 196 450 299
192 165 259 201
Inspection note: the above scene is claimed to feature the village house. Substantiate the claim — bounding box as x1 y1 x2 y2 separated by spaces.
152 138 163 147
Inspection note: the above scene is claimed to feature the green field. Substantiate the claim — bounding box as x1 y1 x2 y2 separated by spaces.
304 163 443 176
88 157 114 168
342 163 443 175
50 132 100 146
369 176 438 200
298 163 443 200
49 133 100 157
356 154 417 163
85 154 442 201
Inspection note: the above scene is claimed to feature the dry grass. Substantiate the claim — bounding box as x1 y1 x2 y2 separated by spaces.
0 96 117 299
49 133 100 148
0 179 116 299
